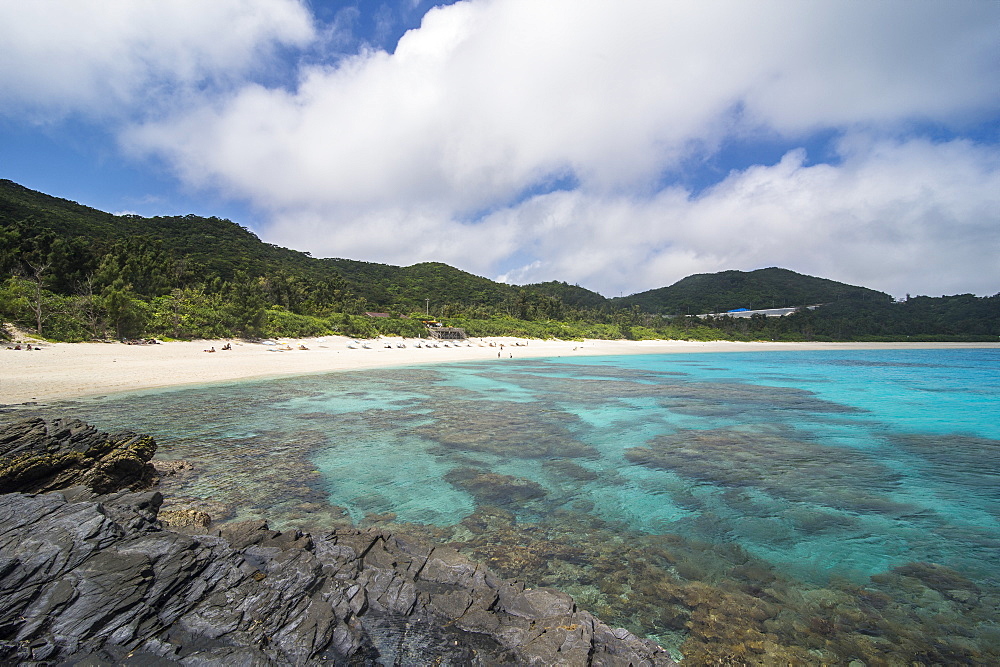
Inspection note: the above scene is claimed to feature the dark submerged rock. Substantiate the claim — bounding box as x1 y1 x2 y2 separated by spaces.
445 467 549 505
0 418 674 665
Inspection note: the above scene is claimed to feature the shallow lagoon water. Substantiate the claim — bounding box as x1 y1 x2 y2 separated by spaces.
14 348 1000 663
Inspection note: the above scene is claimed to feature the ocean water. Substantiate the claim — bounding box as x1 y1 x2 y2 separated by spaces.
12 347 1000 663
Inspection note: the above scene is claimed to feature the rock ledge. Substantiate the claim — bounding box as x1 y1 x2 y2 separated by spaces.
0 417 674 666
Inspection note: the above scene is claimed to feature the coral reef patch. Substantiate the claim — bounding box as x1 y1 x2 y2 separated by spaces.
624 424 914 515
415 399 601 460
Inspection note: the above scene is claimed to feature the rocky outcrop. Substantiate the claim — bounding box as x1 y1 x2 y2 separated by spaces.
0 490 673 665
0 418 674 665
0 417 157 495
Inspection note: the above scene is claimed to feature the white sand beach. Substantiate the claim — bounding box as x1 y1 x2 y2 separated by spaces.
1 336 996 405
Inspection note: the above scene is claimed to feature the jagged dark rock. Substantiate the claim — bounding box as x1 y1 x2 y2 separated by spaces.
0 417 157 495
0 418 675 665
0 492 674 665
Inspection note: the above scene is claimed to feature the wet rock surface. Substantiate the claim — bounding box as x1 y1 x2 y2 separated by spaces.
0 417 157 495
0 417 674 666
0 492 673 665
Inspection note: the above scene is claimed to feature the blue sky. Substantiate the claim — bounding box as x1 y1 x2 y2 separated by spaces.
2 0 998 298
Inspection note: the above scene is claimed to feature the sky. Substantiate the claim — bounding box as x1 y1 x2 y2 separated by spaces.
1 0 998 299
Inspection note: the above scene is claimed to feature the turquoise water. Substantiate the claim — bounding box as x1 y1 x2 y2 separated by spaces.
12 347 1000 662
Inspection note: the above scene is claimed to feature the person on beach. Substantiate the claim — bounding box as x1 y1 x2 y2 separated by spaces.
204 346 216 353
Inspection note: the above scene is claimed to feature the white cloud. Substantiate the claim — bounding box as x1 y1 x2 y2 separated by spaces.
6 0 998 298
262 137 1000 298
490 137 1000 298
0 0 315 118
126 0 999 204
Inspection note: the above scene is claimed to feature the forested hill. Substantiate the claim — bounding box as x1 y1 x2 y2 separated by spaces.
320 259 517 309
0 178 327 280
0 180 616 316
2 178 996 343
0 179 887 314
615 268 890 315
518 281 609 310
0 178 522 312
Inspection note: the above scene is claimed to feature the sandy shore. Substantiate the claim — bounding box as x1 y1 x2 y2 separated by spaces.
1 336 996 404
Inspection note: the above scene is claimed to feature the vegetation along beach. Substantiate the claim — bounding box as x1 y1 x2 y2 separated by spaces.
2 0 999 664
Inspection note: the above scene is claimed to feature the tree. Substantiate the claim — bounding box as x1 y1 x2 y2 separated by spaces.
25 260 52 336
102 282 148 339
74 276 105 339
222 272 268 338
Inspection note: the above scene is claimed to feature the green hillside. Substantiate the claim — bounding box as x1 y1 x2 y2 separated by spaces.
520 281 609 310
615 267 890 315
323 259 517 311
2 179 995 343
0 179 886 316
0 179 516 312
0 179 323 278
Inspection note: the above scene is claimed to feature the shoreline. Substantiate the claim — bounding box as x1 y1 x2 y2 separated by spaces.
1 336 996 404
